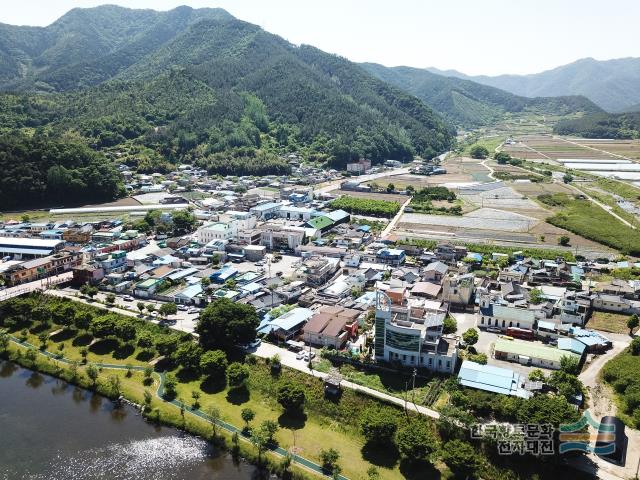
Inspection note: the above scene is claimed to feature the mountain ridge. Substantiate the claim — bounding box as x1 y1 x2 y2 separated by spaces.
422 57 640 113
361 63 602 127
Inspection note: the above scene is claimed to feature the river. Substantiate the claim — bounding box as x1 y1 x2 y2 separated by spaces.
0 360 257 480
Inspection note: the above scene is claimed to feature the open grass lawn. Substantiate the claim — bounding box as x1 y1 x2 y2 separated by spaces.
588 311 637 335
462 136 504 156
539 193 640 256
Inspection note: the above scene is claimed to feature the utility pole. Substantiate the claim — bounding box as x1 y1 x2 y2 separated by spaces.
412 368 417 406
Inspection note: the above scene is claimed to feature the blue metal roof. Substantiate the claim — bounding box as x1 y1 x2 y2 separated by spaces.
458 360 530 398
558 337 586 355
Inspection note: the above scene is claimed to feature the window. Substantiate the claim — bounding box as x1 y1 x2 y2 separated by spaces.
446 361 451 369
481 317 484 324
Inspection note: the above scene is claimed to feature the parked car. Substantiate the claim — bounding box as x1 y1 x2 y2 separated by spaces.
123 295 134 301
177 305 188 311
187 307 199 314
296 351 305 360
486 327 501 333
303 351 316 361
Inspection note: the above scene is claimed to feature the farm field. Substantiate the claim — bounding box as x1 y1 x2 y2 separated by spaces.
503 135 619 162
331 189 407 204
539 193 640 256
576 138 640 161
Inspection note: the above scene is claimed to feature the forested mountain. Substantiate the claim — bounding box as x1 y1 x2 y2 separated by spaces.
554 112 640 139
0 5 455 191
361 63 602 127
427 57 640 113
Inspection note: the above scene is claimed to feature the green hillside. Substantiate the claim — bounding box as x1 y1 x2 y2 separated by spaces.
554 112 640 139
0 5 455 191
361 63 601 127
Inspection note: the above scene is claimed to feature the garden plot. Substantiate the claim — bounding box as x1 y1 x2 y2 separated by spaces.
456 183 540 211
400 208 538 233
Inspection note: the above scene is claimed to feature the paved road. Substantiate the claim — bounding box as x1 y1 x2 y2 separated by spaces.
0 272 72 302
254 342 440 419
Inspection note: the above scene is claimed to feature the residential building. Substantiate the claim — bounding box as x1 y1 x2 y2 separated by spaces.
260 226 306 251
374 290 457 373
443 274 475 310
250 202 282 220
479 298 536 331
196 222 235 243
298 256 340 287
258 307 314 340
2 251 81 286
376 248 405 266
303 306 360 348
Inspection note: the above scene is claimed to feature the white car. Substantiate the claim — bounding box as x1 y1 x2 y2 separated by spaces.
296 351 305 360
123 295 134 302
188 307 199 314
248 339 261 348
177 305 188 311
302 351 316 361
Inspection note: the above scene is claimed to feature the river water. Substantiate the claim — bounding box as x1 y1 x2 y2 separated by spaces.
0 361 257 480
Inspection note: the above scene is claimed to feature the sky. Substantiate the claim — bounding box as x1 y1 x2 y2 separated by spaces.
1 0 639 76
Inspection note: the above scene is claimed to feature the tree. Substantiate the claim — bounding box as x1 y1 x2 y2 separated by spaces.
560 355 581 375
206 405 221 438
528 369 546 382
163 373 178 399
137 332 154 350
175 342 203 371
276 381 306 413
462 328 479 347
405 185 415 195
469 145 489 159
563 173 574 184
549 370 584 401
155 334 179 358
631 337 640 356
0 329 10 352
529 287 544 304
159 302 177 318
146 304 156 314
80 284 98 299
241 407 255 430
143 390 153 408
86 364 99 387
137 302 146 315
494 151 512 164
108 375 121 398
105 293 116 305
196 298 259 351
90 315 117 338
319 448 340 474
171 209 196 234
386 183 395 193
396 420 437 462
441 440 482 478
115 319 136 342
559 235 570 246
227 362 249 388
191 390 201 409
250 423 270 463
367 466 381 480
627 314 639 335
516 393 579 427
360 407 398 445
260 419 279 443
74 311 93 331
200 349 228 378
143 365 153 385
443 316 457 334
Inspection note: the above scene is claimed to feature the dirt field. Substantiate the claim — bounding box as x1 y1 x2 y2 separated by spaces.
330 189 407 204
503 135 627 163
588 311 637 334
572 138 640 161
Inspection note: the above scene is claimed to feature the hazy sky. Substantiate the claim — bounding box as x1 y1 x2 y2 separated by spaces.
2 0 639 76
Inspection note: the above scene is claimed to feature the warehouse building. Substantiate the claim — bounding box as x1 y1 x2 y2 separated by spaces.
0 237 64 260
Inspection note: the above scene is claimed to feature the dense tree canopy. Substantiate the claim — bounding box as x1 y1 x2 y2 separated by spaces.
0 134 124 209
196 298 259 351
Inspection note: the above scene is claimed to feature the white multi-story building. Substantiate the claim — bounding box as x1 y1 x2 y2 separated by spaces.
196 222 235 243
374 290 457 374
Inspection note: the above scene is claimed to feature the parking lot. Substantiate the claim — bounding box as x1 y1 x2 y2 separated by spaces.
233 253 302 278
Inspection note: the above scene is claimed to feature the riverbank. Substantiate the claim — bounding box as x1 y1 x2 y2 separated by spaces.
0 359 257 480
0 338 322 480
